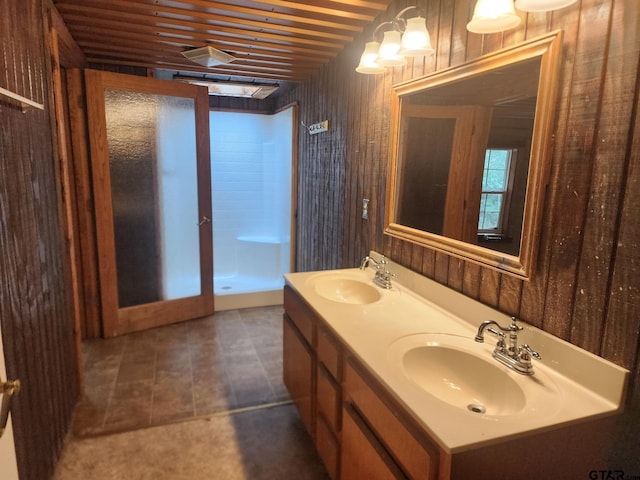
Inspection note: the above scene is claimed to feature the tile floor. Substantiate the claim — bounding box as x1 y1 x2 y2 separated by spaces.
73 306 290 436
57 305 329 479
55 403 329 480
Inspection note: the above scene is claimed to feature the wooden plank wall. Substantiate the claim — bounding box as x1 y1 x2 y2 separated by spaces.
0 1 79 479
278 0 640 468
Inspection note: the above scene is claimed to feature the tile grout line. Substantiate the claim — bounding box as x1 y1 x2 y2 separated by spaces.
147 329 159 427
214 311 241 411
73 399 294 440
239 310 276 400
100 339 126 432
242 308 285 401
186 324 197 418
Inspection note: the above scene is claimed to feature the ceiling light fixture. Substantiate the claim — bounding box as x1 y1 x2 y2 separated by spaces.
174 76 278 99
356 6 434 75
180 46 237 67
467 0 577 34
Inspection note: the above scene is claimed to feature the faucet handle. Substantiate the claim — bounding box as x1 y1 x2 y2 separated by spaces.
509 317 523 331
486 327 505 338
519 344 541 361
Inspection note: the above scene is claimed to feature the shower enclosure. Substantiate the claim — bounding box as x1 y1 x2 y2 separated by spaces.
210 107 294 308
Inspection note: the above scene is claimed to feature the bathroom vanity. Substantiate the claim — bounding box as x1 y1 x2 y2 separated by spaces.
282 254 628 480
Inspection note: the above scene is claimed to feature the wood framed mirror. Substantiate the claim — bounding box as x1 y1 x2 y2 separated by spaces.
384 31 563 280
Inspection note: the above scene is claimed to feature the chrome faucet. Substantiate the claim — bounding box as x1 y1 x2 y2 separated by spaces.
474 317 541 375
360 255 395 289
359 255 375 270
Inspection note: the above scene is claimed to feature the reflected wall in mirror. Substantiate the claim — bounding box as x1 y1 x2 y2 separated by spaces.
385 31 563 280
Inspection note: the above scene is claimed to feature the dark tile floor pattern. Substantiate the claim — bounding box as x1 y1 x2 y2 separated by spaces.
73 306 290 437
55 403 330 480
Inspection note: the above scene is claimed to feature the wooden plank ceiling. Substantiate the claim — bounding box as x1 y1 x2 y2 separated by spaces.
54 0 394 87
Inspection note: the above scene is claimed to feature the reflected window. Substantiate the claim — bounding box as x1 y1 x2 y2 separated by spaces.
478 149 516 235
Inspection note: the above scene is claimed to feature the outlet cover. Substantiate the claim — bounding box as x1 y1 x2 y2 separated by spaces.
362 198 369 219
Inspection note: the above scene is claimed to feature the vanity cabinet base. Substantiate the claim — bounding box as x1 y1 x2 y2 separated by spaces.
447 417 616 480
283 285 617 480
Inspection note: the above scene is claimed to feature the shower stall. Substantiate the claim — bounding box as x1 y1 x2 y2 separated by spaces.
210 108 294 309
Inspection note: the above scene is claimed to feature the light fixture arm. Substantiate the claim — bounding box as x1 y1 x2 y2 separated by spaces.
392 5 422 29
373 21 395 41
372 6 425 41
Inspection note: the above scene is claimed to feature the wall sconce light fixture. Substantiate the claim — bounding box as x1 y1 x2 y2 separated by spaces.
356 6 434 75
467 0 521 33
467 0 577 34
514 0 578 12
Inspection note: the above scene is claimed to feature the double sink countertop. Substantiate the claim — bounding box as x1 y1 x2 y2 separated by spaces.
284 252 628 454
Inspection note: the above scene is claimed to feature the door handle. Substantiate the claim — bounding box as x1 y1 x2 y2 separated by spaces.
197 216 211 226
0 379 20 438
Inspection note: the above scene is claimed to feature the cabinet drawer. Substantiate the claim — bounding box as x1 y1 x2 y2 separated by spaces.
316 414 340 480
344 359 435 480
341 404 406 480
284 286 315 345
317 363 341 433
318 326 341 380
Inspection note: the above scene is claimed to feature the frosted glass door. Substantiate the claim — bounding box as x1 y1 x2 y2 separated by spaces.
105 90 200 306
86 70 213 336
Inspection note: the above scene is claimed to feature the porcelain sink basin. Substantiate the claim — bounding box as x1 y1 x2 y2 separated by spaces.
388 334 544 416
402 343 526 415
311 275 381 304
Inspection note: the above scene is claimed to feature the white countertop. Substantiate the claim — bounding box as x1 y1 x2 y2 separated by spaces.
284 253 628 453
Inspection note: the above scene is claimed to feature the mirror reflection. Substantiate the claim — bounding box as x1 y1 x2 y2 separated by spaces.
396 57 540 256
385 32 562 279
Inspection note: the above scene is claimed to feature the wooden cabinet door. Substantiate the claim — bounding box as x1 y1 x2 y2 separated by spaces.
344 359 436 480
283 314 314 437
341 404 406 480
316 413 339 480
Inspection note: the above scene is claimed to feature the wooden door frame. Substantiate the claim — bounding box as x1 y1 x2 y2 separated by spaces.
85 70 214 336
48 5 87 388
275 102 299 274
